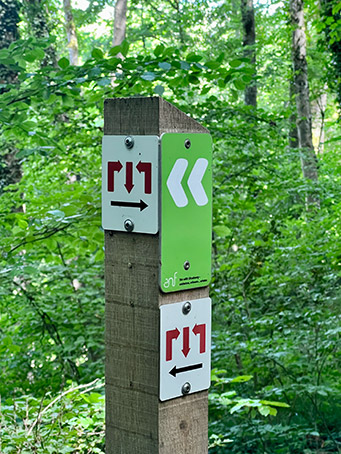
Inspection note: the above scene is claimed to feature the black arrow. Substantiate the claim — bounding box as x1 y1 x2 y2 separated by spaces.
169 363 203 377
111 200 148 211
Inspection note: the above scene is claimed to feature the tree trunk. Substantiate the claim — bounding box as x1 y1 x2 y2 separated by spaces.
0 0 20 91
289 76 299 149
63 0 78 65
113 0 127 47
23 0 57 66
290 0 318 184
0 0 22 192
240 0 257 107
311 88 327 156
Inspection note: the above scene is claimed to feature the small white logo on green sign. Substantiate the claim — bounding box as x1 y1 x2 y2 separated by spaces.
160 133 212 293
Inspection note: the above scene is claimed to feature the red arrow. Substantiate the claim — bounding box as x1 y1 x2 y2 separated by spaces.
136 161 152 194
192 323 206 353
125 162 134 193
166 328 180 361
182 326 190 358
107 161 123 192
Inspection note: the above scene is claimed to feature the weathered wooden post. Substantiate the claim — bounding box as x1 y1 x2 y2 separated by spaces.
103 97 212 453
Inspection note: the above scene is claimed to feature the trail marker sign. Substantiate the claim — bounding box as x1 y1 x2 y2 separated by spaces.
160 297 211 401
102 135 159 233
160 133 212 293
102 132 212 291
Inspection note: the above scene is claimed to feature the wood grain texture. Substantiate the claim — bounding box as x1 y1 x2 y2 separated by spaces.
105 97 209 453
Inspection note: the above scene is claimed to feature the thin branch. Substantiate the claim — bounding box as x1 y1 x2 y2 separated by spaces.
27 379 102 436
9 224 69 254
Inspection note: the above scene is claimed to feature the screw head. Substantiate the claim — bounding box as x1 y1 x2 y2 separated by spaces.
124 219 134 232
124 136 134 149
182 382 191 395
183 260 190 271
184 139 191 149
182 302 191 315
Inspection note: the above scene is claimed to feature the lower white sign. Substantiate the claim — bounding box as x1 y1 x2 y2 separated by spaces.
159 297 211 401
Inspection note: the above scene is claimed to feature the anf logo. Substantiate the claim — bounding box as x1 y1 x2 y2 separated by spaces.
166 158 208 207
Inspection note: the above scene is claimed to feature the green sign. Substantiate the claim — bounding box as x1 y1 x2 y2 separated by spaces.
160 133 212 293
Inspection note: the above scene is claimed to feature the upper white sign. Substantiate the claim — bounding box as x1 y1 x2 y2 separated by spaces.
102 135 159 233
159 297 211 401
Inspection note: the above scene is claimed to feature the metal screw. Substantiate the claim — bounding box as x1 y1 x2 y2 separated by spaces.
124 219 134 232
183 260 190 270
184 139 191 149
182 382 191 395
182 302 191 315
124 136 134 149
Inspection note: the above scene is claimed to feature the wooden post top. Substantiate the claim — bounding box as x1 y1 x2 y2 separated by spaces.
104 97 208 135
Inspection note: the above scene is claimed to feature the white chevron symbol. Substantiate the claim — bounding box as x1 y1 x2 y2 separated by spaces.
166 158 188 207
167 158 209 207
187 158 208 206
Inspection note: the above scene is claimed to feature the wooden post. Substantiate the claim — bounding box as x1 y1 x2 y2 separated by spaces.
104 97 209 454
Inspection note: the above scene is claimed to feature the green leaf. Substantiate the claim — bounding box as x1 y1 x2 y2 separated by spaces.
205 61 221 70
58 57 70 69
92 48 104 60
214 225 231 237
158 62 171 70
23 52 37 63
17 219 28 230
154 85 165 95
180 61 191 70
47 210 65 219
109 45 121 56
258 405 271 416
260 400 290 408
229 59 242 68
230 375 253 383
154 44 165 56
233 79 245 90
33 48 45 60
141 72 156 81
121 40 129 57
97 77 111 86
242 75 252 83
186 52 203 62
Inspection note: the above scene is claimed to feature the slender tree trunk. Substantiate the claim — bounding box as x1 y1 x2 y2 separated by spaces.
113 0 127 47
0 0 20 91
0 0 21 191
290 0 318 184
63 0 78 65
240 0 257 107
311 88 327 156
289 76 299 149
23 0 57 66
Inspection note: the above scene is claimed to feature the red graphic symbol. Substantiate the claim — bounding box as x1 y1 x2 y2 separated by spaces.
192 324 206 353
182 326 190 357
166 328 180 361
125 162 134 193
107 161 152 194
165 324 206 361
107 161 123 192
136 161 152 194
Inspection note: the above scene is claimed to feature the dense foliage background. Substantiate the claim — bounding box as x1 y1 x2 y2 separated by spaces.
0 0 340 452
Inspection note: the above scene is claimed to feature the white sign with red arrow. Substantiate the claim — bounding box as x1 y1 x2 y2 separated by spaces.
102 135 159 233
159 297 211 401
